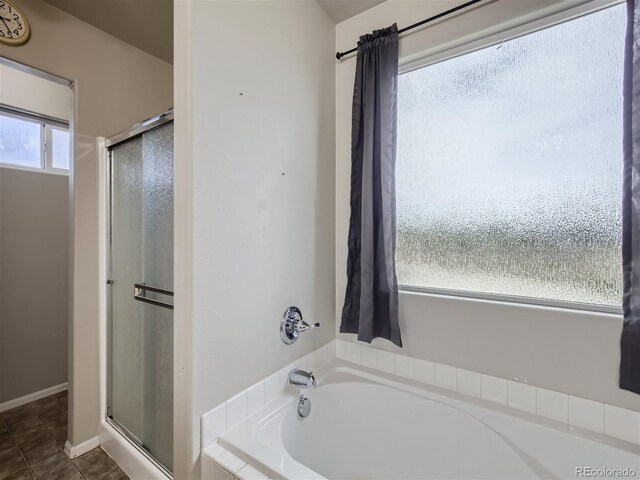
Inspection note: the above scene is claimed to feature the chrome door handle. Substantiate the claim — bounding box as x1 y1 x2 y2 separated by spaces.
133 283 174 310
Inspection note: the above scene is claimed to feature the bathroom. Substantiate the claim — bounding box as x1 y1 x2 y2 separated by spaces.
0 0 639 479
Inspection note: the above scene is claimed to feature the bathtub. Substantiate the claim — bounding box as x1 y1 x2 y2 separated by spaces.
219 361 639 479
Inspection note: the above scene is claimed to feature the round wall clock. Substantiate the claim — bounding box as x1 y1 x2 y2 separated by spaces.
0 0 30 46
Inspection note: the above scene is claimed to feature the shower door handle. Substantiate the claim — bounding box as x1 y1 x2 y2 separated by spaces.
133 283 174 310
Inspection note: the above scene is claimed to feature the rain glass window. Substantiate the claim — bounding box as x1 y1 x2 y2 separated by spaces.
396 4 625 307
0 109 70 173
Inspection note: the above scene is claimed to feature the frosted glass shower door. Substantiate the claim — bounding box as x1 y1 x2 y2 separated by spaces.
108 121 173 473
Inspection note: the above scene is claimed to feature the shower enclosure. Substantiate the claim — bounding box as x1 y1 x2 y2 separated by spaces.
106 111 174 475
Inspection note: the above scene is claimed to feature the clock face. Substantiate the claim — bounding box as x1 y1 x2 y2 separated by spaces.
0 0 30 46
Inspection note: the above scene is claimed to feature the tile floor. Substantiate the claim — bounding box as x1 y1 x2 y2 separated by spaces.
0 391 129 480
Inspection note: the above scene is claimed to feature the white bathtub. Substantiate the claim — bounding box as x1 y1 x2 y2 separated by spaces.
219 361 639 479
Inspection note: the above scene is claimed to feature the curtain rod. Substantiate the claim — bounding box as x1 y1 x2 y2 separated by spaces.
335 0 484 60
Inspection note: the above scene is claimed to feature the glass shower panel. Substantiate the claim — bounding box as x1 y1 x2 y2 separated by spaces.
110 136 144 443
141 125 174 470
109 122 174 473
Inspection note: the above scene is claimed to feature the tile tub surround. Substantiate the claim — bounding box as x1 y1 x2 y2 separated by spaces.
202 339 640 455
201 342 333 448
203 362 640 480
0 391 129 480
200 343 336 479
200 341 639 479
334 340 640 446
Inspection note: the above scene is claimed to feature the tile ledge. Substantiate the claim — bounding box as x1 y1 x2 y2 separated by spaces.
201 441 272 480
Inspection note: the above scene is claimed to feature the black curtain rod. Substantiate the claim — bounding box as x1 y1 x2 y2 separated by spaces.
335 0 484 60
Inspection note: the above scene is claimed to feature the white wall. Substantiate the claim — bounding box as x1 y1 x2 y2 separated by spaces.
0 63 71 120
0 0 173 449
335 0 640 412
174 1 335 477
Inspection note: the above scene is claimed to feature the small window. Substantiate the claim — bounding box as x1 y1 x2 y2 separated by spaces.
0 108 70 173
0 113 42 169
396 4 625 308
51 128 70 170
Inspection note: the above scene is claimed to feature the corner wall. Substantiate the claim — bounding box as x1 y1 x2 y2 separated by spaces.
174 1 336 477
0 0 173 448
335 0 639 412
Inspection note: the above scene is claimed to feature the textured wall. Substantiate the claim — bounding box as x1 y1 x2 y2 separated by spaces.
174 1 335 477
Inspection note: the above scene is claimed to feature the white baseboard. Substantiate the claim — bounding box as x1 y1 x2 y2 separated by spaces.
64 436 100 459
100 421 169 479
0 382 68 413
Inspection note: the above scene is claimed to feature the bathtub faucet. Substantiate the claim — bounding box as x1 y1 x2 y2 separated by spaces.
289 369 316 389
280 306 320 345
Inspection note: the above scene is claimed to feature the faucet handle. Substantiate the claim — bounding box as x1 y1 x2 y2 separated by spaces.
280 306 320 345
296 319 320 333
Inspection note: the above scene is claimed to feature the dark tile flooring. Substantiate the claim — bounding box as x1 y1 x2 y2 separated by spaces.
0 391 129 480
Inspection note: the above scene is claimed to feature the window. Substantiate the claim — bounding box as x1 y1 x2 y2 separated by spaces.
0 113 41 169
396 4 625 308
0 108 70 173
50 128 70 170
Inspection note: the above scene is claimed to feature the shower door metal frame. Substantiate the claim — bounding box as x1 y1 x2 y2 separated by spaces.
105 109 174 477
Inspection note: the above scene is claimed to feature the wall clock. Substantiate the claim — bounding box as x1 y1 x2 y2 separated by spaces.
0 0 30 46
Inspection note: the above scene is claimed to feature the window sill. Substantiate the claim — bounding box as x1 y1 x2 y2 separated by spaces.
398 284 622 316
0 164 69 176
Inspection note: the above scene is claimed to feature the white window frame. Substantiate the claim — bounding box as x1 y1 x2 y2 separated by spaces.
0 105 70 175
395 0 624 315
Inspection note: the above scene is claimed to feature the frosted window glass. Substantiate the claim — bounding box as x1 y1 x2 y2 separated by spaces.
51 128 70 170
396 5 625 307
0 114 42 169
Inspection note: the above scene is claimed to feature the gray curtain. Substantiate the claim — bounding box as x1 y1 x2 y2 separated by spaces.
340 24 402 347
621 0 640 394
